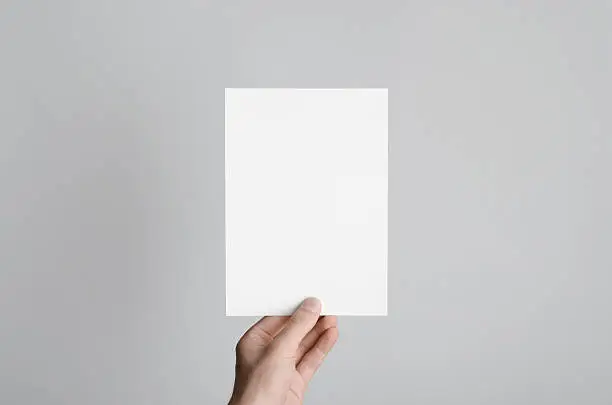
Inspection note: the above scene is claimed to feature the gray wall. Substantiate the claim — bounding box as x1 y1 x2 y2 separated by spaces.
1 1 611 404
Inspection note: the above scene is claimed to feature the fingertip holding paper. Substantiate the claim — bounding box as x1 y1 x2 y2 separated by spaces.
225 88 387 316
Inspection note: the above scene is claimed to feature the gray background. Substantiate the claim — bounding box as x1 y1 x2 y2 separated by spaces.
1 1 611 404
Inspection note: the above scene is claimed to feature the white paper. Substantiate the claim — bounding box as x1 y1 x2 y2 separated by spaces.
225 88 388 316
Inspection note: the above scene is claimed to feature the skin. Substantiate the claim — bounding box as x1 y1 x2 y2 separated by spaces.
228 297 339 405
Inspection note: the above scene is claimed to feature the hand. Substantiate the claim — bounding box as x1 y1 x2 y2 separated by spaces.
228 298 339 405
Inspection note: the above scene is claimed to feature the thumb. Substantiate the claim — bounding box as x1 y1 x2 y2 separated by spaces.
272 297 322 354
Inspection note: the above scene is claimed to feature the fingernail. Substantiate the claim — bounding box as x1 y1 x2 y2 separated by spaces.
301 297 321 313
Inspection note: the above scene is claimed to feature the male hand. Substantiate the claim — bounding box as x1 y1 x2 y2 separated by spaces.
228 298 339 405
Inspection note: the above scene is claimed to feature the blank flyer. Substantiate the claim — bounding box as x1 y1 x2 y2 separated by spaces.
225 88 387 316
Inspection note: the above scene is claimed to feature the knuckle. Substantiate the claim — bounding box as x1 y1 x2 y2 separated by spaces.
288 314 302 327
292 307 312 323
